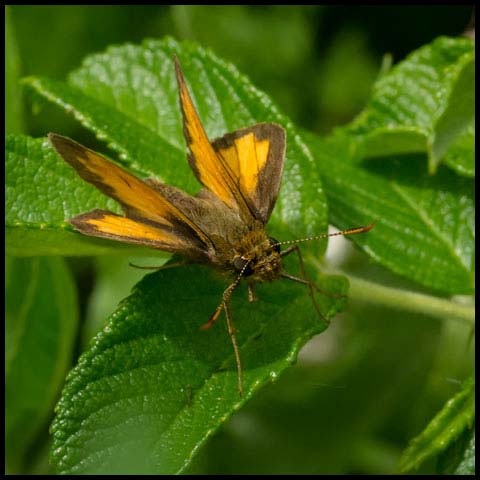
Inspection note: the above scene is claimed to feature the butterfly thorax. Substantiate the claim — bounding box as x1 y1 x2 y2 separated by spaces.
229 229 282 283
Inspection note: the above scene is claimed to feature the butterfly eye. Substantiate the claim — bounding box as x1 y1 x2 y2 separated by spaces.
268 237 281 253
233 256 253 276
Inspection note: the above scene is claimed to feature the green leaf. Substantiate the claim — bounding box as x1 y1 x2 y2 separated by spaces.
302 130 474 295
17 37 327 256
437 426 475 474
348 37 474 175
6 256 78 473
399 375 475 473
50 264 347 474
442 121 474 177
5 6 24 134
452 429 475 475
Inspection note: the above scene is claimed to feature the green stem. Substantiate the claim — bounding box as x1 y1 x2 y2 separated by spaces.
328 272 474 326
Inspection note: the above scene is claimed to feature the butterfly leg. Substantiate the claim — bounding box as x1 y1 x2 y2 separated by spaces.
247 283 258 302
280 246 345 299
200 261 248 330
223 295 243 397
200 281 243 396
280 245 327 322
200 277 240 329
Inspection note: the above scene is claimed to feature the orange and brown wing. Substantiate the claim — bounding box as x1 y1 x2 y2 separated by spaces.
211 123 285 224
174 58 250 216
69 209 207 258
174 57 285 225
49 133 212 257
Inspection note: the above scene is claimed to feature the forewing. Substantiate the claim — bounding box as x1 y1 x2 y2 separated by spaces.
174 58 285 225
212 123 285 224
174 57 252 219
49 133 213 254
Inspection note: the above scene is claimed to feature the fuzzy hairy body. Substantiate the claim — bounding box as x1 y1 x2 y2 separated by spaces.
151 182 283 282
218 228 283 283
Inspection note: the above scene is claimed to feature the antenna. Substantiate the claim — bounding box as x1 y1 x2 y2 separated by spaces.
271 222 375 249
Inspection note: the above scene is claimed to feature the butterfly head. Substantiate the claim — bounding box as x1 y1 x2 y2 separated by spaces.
231 230 283 283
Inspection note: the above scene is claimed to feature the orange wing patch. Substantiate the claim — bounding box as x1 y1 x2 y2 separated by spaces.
216 132 270 198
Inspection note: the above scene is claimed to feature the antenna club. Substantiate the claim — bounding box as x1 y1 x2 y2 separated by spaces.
342 222 376 235
362 222 376 232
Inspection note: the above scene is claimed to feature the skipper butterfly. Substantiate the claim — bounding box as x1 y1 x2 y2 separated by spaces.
49 57 373 396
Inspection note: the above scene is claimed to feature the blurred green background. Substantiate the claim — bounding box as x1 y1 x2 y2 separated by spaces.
7 5 474 475
10 5 473 137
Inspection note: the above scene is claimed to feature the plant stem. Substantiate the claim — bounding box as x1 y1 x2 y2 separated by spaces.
342 273 474 326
